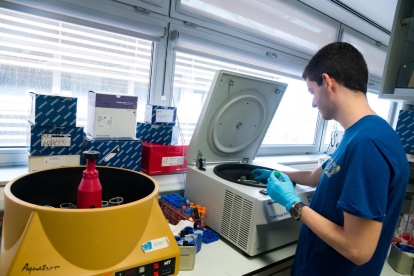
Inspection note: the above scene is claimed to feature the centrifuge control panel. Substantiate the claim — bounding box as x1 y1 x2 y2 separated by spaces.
115 258 176 276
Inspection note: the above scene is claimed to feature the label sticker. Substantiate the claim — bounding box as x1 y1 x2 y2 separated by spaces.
142 237 169 253
103 145 120 162
156 109 174 123
44 156 66 165
161 156 184 167
97 115 113 127
41 134 71 147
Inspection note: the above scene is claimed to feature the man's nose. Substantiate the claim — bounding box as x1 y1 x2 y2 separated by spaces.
312 98 317 108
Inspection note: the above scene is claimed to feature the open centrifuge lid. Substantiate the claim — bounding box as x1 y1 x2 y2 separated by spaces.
185 70 288 164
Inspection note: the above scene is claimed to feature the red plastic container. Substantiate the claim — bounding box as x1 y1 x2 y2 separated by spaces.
141 142 188 175
402 232 412 242
161 202 207 227
78 151 102 209
392 237 402 244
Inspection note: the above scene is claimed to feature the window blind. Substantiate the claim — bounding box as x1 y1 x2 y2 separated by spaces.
173 51 319 145
0 8 153 147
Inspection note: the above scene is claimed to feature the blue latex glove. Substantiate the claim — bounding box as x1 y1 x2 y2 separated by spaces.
267 171 302 212
251 169 273 183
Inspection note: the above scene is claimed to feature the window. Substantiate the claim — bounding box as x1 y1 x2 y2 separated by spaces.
0 8 153 147
172 51 319 145
324 92 392 144
175 0 339 55
341 28 387 79
263 77 318 144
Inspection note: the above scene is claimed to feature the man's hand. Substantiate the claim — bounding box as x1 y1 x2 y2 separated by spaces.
267 171 301 211
251 169 273 183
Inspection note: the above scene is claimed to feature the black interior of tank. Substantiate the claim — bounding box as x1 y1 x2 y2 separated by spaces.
10 167 155 207
213 163 278 188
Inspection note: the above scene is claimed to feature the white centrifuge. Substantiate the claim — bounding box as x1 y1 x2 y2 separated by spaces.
184 70 315 256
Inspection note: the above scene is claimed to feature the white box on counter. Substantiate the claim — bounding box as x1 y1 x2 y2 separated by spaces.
28 155 80 172
87 91 138 138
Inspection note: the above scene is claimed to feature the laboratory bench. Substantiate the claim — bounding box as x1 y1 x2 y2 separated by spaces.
0 233 404 276
0 154 402 275
176 236 402 276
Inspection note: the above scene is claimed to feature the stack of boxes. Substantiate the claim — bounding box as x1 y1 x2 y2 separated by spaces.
26 91 186 175
137 104 188 175
83 91 143 172
27 92 83 172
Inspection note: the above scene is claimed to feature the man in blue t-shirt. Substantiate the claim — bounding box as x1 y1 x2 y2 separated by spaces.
253 42 410 275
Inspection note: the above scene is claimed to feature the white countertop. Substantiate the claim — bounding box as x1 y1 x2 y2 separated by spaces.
176 237 401 276
177 238 296 276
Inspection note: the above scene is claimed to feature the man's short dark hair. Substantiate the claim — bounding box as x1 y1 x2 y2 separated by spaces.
302 42 368 94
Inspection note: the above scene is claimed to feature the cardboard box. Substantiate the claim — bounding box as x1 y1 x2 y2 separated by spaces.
28 155 80 172
396 110 414 154
141 142 188 175
145 104 177 126
28 92 77 127
83 136 142 172
87 91 138 138
27 122 83 156
136 122 179 146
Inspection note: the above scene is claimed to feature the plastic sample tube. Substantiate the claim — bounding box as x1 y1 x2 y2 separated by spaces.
160 195 167 207
184 208 191 219
181 205 187 214
200 210 206 225
171 202 178 218
274 171 284 182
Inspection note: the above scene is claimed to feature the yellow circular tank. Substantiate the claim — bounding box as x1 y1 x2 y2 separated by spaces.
0 166 180 276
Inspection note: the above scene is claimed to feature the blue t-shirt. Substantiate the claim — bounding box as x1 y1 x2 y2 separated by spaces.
291 115 410 276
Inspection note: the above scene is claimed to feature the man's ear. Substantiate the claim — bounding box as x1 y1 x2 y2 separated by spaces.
322 73 335 93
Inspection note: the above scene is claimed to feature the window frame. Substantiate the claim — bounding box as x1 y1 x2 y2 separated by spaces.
0 0 169 41
340 25 388 81
114 0 171 16
0 0 400 167
164 21 326 155
0 2 169 164
319 91 396 153
170 0 341 59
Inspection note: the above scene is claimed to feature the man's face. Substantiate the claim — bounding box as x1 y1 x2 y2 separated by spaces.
306 77 337 120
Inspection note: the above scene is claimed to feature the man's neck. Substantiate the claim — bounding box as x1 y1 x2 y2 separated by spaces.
334 90 376 130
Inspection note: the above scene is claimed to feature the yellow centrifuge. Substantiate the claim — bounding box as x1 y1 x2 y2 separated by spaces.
0 166 180 276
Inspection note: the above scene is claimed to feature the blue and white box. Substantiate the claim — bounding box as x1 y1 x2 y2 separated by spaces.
82 136 142 172
27 122 83 156
145 104 177 126
396 110 414 154
136 122 179 146
87 91 138 138
29 92 77 127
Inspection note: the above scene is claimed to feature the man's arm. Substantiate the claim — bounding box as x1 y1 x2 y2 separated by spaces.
300 206 382 265
266 171 384 266
282 166 323 187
